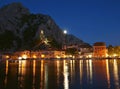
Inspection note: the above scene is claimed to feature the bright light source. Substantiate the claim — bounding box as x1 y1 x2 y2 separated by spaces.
64 55 66 58
41 30 44 34
69 55 72 58
56 55 61 59
106 54 109 57
18 57 22 60
63 30 67 34
88 55 92 58
113 54 117 57
22 55 27 59
33 55 37 58
41 54 45 58
6 55 9 59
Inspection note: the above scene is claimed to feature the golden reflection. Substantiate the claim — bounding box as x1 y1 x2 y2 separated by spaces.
40 60 44 89
45 63 48 89
106 59 110 88
70 60 75 83
18 60 22 88
79 60 83 84
73 60 75 76
63 60 69 89
70 60 73 82
33 60 36 89
56 60 60 84
21 60 26 75
5 60 8 76
86 60 93 84
41 60 44 72
113 59 120 89
86 60 89 83
18 60 22 75
33 60 36 77
18 60 26 88
89 60 93 84
5 60 8 86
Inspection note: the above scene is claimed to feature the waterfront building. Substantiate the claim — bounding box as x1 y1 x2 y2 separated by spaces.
64 44 93 58
14 50 30 59
78 44 93 53
12 50 66 59
93 42 107 58
64 44 93 52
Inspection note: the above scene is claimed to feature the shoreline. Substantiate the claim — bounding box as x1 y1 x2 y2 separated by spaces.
1 57 120 61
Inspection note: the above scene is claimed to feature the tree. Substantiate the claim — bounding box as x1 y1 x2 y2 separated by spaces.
114 46 120 56
107 45 114 56
0 30 16 50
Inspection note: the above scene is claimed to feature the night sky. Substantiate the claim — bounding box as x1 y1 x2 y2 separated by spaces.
0 0 120 46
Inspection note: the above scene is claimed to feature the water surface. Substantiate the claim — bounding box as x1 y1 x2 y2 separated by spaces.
0 59 120 89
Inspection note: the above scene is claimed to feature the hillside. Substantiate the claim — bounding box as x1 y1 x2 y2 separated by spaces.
0 2 90 51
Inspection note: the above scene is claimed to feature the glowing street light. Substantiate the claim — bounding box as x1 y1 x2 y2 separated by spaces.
6 55 9 59
41 54 45 58
33 55 37 59
113 54 117 57
22 54 27 59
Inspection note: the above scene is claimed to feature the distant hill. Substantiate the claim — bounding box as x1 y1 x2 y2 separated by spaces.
0 2 90 51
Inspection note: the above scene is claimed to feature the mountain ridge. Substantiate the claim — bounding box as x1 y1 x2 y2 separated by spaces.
0 2 90 51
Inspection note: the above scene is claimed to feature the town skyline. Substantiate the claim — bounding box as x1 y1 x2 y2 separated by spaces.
0 0 120 46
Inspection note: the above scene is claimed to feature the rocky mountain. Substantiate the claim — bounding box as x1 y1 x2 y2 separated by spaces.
0 2 90 51
66 34 84 45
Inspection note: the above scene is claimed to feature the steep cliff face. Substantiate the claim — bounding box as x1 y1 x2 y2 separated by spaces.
0 2 88 51
0 3 30 33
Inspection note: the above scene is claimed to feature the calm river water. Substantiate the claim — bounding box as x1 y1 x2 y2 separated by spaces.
0 59 120 89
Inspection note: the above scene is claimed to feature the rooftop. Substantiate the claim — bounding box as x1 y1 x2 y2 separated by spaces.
93 42 106 46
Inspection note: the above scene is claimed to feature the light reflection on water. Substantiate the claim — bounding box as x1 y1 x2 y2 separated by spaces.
86 60 93 84
40 60 44 89
106 59 110 88
63 60 69 89
79 60 83 85
89 59 93 84
113 59 119 89
0 59 120 89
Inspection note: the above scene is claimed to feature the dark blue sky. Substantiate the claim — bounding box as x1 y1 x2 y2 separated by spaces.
0 0 120 46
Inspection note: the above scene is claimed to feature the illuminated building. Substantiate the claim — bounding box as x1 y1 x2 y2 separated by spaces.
14 50 30 59
93 42 107 58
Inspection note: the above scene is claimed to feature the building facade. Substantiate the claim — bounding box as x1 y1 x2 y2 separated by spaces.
93 42 107 58
13 50 66 59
